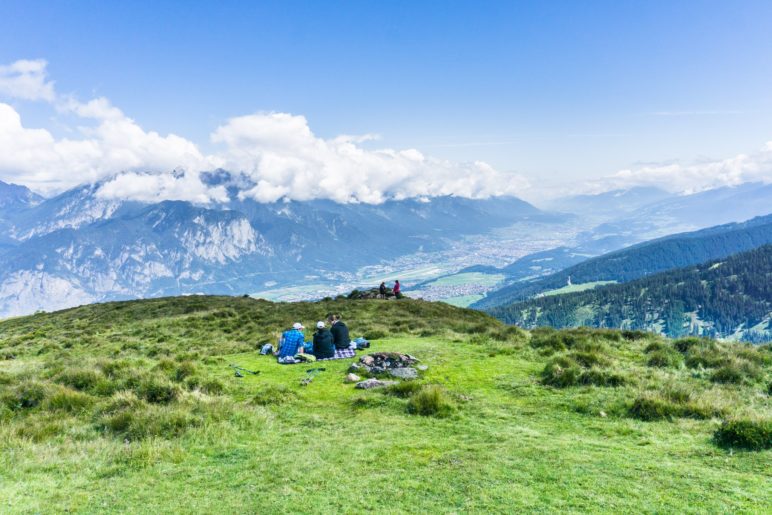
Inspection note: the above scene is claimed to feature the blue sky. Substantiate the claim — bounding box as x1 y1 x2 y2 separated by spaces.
1 0 772 200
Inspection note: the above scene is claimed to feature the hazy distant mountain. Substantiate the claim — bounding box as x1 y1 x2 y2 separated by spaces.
542 186 672 219
490 245 772 341
0 174 559 317
475 213 772 309
588 182 772 243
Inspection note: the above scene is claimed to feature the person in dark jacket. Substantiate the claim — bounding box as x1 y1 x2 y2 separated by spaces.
312 321 335 359
328 314 351 350
379 282 387 297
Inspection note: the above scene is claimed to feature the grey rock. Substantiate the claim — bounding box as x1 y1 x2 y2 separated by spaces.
416 365 429 371
354 378 396 390
388 367 418 380
344 373 361 383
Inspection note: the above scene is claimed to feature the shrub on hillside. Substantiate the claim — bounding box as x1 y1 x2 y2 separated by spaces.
710 360 763 385
647 350 683 369
621 330 649 341
682 340 728 369
135 375 180 404
2 381 50 410
714 418 772 451
580 367 626 387
541 356 583 388
628 393 682 421
672 337 706 354
569 349 611 368
644 341 669 353
406 385 454 417
363 329 387 340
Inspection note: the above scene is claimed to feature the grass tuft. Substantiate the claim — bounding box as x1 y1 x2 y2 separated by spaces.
406 385 455 417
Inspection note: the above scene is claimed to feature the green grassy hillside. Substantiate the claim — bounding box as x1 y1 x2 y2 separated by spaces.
1 296 770 513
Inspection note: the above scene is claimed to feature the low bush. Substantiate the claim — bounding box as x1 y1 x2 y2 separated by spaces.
628 393 681 421
672 337 705 354
621 330 649 341
406 385 454 417
580 368 626 387
644 341 669 353
714 418 772 450
570 350 611 368
363 329 387 340
683 341 727 369
135 375 179 404
647 350 683 369
3 381 49 410
541 356 583 388
710 360 763 385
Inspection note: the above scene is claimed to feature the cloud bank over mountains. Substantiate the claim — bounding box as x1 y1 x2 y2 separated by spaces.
1 58 771 203
0 59 528 204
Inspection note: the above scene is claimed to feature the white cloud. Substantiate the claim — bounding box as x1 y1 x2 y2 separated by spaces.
96 170 228 204
596 144 772 194
0 59 55 101
211 112 529 203
0 59 527 203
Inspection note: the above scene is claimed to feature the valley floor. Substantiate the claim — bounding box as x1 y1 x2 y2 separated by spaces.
2 336 769 513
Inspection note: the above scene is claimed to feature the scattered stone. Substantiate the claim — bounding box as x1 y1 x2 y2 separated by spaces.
348 362 364 373
599 411 607 418
416 365 429 371
345 373 361 383
389 367 418 380
361 356 375 367
355 378 396 390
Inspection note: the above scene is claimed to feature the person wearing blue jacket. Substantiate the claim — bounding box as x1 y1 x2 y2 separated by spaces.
277 322 305 358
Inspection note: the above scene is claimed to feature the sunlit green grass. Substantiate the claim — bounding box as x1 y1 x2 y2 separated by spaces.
0 296 769 513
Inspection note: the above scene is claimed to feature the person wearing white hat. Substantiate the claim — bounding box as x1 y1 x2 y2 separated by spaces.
312 320 335 359
277 322 306 358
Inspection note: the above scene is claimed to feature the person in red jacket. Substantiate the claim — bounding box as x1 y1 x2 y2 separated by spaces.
393 280 401 296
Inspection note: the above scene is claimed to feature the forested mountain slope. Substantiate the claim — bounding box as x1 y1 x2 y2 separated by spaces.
489 245 772 341
475 213 772 309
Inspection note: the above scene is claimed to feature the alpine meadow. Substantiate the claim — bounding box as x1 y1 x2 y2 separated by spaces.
1 2 772 513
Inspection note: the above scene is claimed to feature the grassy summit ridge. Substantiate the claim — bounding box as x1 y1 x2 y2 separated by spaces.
0 296 770 513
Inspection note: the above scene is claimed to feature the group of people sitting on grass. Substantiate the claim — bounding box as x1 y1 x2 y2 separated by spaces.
275 313 356 363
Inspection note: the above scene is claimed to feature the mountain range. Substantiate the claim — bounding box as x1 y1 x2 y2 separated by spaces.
488 244 772 341
474 213 772 309
0 172 558 317
2 174 772 320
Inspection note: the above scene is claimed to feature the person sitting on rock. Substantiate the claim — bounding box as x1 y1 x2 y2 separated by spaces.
312 321 335 359
328 313 351 350
277 322 305 358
